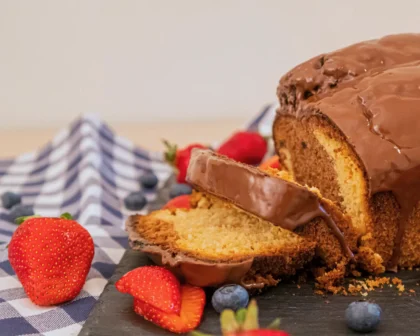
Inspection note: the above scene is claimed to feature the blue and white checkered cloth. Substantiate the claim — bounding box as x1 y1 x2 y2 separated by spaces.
0 105 277 336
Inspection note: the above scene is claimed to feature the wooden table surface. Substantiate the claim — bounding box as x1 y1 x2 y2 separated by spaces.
0 119 247 158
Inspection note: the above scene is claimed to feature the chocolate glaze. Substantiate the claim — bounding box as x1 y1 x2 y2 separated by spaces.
126 214 267 289
278 33 420 109
280 62 420 269
186 149 353 258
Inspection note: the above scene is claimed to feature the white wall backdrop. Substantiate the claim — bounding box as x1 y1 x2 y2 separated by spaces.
0 0 419 128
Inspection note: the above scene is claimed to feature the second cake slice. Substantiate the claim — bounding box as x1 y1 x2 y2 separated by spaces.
187 149 358 275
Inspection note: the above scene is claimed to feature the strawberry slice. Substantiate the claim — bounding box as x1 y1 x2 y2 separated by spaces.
134 285 206 334
163 195 191 210
115 266 181 314
259 155 281 170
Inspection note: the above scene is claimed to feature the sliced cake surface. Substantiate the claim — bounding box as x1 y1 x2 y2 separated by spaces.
278 33 420 110
186 148 358 271
275 51 420 272
127 193 315 289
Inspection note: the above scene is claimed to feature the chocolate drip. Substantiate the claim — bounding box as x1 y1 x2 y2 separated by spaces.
187 149 352 258
318 205 354 259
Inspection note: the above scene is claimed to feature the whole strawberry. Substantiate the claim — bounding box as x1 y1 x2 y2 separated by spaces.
164 141 207 183
217 132 267 165
8 213 94 306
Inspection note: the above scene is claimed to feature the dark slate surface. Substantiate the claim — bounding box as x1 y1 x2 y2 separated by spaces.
79 249 420 336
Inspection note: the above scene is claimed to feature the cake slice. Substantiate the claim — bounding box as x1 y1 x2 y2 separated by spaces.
274 61 420 273
187 148 358 273
278 33 420 111
127 193 316 289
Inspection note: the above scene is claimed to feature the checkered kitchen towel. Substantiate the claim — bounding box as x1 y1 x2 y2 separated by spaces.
0 105 277 336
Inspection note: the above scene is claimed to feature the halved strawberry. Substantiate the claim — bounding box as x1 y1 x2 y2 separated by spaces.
115 266 181 314
163 195 191 210
259 155 281 170
134 285 206 334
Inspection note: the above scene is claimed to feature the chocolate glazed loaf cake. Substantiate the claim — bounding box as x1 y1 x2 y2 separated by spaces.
274 36 420 273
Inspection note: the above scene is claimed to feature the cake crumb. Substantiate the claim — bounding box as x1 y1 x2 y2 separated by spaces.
314 290 324 296
361 292 368 297
392 277 402 286
409 289 415 293
297 285 301 289
351 270 361 277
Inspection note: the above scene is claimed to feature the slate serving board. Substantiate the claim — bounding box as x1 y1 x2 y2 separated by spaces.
79 248 420 336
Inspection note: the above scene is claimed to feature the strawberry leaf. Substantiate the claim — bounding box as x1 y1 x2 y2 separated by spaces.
235 308 247 325
60 213 73 220
189 331 213 336
242 299 259 331
266 317 281 330
162 139 178 165
15 215 40 225
220 309 239 334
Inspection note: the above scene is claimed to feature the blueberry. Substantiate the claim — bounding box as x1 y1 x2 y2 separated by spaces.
9 204 34 223
140 172 158 189
346 301 382 333
2 192 22 209
169 183 192 199
124 191 147 211
211 284 249 313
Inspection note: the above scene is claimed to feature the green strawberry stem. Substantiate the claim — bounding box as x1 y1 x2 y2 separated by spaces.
60 212 73 220
242 300 259 331
15 215 41 225
15 212 73 225
162 139 178 165
189 331 213 336
220 310 240 333
266 318 281 330
193 300 282 336
235 308 247 325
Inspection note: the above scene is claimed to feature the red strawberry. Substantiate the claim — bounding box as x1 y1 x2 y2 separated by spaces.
116 266 181 314
8 213 94 306
259 155 281 170
134 285 205 334
217 132 267 165
162 195 191 210
164 141 207 183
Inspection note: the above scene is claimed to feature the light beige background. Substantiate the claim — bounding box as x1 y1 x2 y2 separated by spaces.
0 0 419 129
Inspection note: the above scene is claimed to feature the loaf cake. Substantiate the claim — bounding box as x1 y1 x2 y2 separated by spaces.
274 34 420 273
